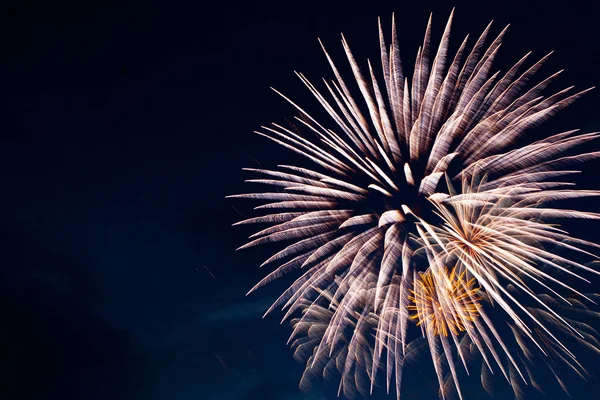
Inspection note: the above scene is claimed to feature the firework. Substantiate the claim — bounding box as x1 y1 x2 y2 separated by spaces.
229 9 600 399
408 267 481 337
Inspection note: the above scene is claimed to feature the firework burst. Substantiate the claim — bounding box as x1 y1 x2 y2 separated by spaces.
408 267 481 337
229 9 600 399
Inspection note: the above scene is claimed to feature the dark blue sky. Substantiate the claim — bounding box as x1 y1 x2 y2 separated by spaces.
2 0 600 399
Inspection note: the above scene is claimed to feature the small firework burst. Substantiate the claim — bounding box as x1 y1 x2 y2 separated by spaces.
408 267 481 337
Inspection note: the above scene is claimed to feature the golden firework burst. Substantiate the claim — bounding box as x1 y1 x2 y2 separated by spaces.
408 267 482 337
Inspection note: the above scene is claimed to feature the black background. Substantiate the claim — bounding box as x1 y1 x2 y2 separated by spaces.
2 0 600 399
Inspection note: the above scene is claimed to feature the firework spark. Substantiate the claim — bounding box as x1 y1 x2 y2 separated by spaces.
408 267 481 337
230 9 600 399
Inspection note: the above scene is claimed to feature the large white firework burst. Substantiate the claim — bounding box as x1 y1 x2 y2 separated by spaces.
229 10 600 399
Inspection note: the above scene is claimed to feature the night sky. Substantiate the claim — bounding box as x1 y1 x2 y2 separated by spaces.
2 0 600 399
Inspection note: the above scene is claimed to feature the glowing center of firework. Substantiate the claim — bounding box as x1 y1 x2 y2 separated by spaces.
408 267 482 337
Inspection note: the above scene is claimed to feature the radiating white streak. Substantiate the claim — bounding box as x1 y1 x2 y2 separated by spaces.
531 128 581 145
378 211 405 228
403 163 415 186
451 234 577 358
254 200 337 211
424 36 469 171
462 238 585 334
264 122 353 172
378 17 392 113
458 69 559 156
478 50 532 113
340 298 373 391
439 34 516 156
301 232 356 269
439 327 464 400
499 84 577 128
284 184 366 201
512 223 600 254
242 167 327 187
340 214 377 229
232 211 304 226
446 20 495 113
507 206 600 221
323 227 380 276
459 305 500 378
389 15 406 143
423 154 458 195
447 313 470 374
376 225 403 309
249 212 349 239
389 286 404 396
465 254 551 362
227 192 328 202
501 68 563 115
496 151 600 180
255 131 349 177
426 148 456 183
321 275 372 360
419 172 444 196
256 229 340 268
320 176 369 194
509 362 527 400
401 76 412 150
477 306 525 381
281 95 385 183
484 52 554 120
434 196 596 296
426 315 448 400
368 60 401 164
236 221 337 250
295 120 387 184
326 78 379 158
369 277 396 393
248 253 314 295
455 25 508 111
263 255 334 316
368 183 394 198
270 85 368 170
290 209 355 222
365 157 400 191
334 234 383 303
514 188 600 202
377 17 404 165
374 140 396 173
473 235 591 302
294 72 370 155
296 122 377 195
415 14 432 116
485 227 599 281
446 239 531 331
409 209 448 253
466 88 594 163
465 174 488 227
529 309 590 375
281 264 341 320
340 35 391 154
450 65 503 151
454 68 502 137
244 178 310 189
418 10 454 160
321 79 374 155
472 139 594 181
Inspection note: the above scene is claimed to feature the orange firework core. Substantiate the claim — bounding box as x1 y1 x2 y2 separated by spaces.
408 267 482 337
